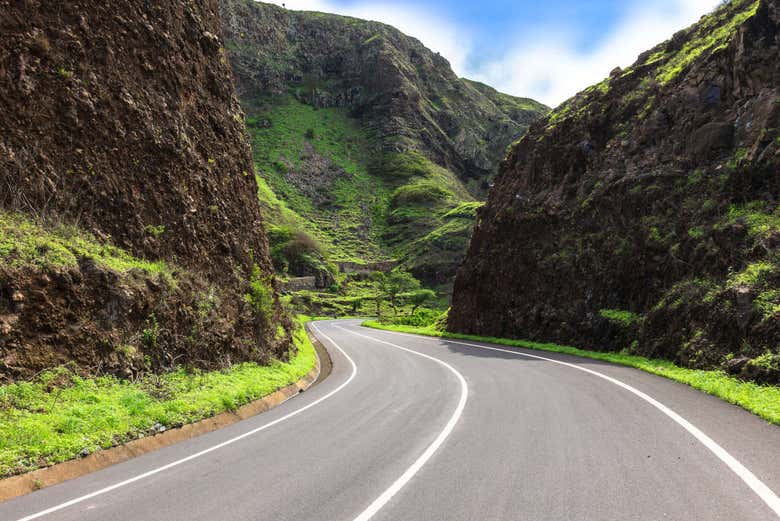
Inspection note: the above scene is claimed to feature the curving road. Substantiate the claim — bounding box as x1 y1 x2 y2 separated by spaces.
2 319 780 521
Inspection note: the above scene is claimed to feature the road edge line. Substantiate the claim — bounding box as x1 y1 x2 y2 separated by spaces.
369 326 780 519
7 322 357 521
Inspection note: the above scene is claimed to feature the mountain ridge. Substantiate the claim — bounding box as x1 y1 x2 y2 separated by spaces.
220 0 549 286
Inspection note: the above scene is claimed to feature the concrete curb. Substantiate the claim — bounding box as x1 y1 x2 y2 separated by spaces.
0 326 328 502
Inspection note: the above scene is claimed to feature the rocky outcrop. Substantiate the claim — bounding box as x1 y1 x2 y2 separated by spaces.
451 0 780 383
0 0 290 380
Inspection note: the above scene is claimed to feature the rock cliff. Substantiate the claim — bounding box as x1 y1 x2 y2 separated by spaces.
451 0 780 382
0 0 290 381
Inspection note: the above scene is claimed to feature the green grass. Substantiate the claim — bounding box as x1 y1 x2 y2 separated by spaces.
726 201 780 238
245 95 479 278
0 212 170 278
362 321 780 426
443 202 484 219
0 318 318 477
390 181 453 207
729 261 776 287
654 0 759 84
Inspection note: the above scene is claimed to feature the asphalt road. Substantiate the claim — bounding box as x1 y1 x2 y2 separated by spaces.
2 319 780 521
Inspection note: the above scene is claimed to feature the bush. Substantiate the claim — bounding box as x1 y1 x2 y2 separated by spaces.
386 308 441 327
245 264 274 324
267 225 325 276
599 308 639 326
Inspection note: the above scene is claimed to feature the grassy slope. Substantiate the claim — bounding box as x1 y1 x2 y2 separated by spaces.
246 94 387 262
362 321 780 426
245 94 482 277
0 319 317 477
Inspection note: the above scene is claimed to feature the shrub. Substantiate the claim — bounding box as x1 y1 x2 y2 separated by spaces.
267 225 325 274
729 262 775 288
245 264 274 324
386 308 440 327
141 314 160 350
144 224 165 238
599 308 639 326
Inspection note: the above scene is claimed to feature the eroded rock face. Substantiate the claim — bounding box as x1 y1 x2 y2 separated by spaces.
451 0 780 382
0 0 291 380
1 0 266 276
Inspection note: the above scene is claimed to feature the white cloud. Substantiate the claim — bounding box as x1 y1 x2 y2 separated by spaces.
470 0 722 106
261 0 721 107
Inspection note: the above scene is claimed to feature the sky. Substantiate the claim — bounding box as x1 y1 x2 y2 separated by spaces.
262 0 723 107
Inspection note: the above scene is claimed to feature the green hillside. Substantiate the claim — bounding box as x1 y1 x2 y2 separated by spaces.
221 0 548 289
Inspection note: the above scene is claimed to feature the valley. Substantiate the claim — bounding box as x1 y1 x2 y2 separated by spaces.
1 0 779 518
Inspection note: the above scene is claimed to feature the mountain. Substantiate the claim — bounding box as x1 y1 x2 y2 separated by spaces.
219 0 549 285
0 0 289 381
450 0 780 383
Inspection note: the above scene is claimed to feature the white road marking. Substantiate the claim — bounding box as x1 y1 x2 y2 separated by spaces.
13 323 357 521
336 326 469 521
371 327 780 519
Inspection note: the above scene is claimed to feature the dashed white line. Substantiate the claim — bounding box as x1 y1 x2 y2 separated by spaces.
335 326 469 521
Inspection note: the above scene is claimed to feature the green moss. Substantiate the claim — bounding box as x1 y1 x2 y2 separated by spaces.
245 264 275 322
755 290 780 317
443 202 484 219
750 351 780 369
688 226 705 239
599 309 639 326
0 317 317 477
0 213 171 278
728 261 775 288
648 226 663 242
144 224 165 238
727 202 780 238
687 168 705 186
727 147 749 169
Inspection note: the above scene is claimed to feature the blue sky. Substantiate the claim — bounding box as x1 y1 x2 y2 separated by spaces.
265 0 721 106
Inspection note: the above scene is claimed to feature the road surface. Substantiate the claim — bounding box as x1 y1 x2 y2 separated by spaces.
2 319 780 521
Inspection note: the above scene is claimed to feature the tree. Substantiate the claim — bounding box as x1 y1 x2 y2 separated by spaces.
405 289 436 314
369 271 385 318
376 270 420 316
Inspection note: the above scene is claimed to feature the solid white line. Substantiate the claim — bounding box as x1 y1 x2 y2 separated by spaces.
13 323 357 521
371 327 780 519
336 326 469 521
